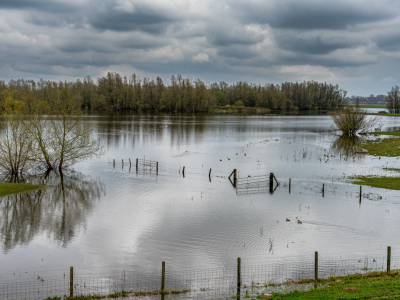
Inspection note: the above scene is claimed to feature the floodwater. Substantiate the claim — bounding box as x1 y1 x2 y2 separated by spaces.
1 112 400 280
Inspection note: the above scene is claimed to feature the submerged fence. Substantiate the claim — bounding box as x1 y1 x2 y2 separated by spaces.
1 248 398 300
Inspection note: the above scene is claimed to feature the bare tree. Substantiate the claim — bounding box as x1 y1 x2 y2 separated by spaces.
386 85 400 114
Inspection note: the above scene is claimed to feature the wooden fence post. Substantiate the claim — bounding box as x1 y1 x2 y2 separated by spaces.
237 257 241 300
70 266 73 298
360 186 362 202
129 158 131 167
209 168 212 178
289 178 291 193
322 184 324 197
136 158 138 168
315 251 318 281
113 159 115 166
157 162 159 175
387 246 391 274
162 261 165 291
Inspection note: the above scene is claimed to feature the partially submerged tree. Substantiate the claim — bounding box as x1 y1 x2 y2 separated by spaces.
0 84 105 174
331 107 382 135
386 85 400 114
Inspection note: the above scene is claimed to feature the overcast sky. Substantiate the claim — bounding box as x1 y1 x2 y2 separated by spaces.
0 0 399 96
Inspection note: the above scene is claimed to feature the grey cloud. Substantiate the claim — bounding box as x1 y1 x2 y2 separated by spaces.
88 3 174 33
375 33 400 52
275 35 352 55
208 26 264 46
235 1 396 30
0 0 79 13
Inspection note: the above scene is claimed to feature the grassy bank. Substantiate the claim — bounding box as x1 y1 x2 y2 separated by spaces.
258 270 400 299
213 106 272 114
345 104 386 108
361 137 400 156
0 183 44 197
349 175 400 190
371 131 400 137
366 112 400 116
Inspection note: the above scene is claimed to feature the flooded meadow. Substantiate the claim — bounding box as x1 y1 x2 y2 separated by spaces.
1 111 400 285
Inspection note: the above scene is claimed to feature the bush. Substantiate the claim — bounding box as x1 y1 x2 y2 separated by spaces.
234 100 244 107
331 107 382 135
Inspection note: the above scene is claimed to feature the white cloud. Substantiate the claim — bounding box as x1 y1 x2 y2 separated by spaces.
112 0 135 13
192 53 209 63
382 76 396 82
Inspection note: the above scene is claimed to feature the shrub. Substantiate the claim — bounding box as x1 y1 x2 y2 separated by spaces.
234 100 244 107
331 107 382 135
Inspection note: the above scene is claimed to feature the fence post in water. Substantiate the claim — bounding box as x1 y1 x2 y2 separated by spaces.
234 169 237 188
387 246 391 274
289 178 291 193
129 158 131 167
315 251 318 281
136 158 138 168
157 162 159 175
237 257 241 300
113 159 115 166
270 173 273 189
162 261 165 291
360 186 362 202
183 166 185 177
209 168 212 178
322 184 324 197
70 266 73 298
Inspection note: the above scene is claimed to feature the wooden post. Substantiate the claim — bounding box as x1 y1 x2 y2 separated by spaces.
234 169 237 188
113 159 115 166
289 178 291 193
156 162 159 175
322 184 324 197
70 266 73 298
360 186 362 201
387 246 391 274
209 168 212 178
129 159 131 167
270 173 273 189
237 257 241 300
315 251 318 281
183 166 185 177
162 261 165 291
122 159 123 166
136 158 138 168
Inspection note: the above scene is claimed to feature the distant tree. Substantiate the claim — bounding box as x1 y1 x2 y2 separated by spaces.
234 100 244 107
386 85 400 114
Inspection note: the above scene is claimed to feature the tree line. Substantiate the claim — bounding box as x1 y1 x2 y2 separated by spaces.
0 74 347 112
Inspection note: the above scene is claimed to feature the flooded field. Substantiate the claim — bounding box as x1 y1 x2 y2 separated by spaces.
1 112 400 282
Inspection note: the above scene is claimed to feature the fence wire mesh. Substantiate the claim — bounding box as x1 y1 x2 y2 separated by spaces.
1 254 399 300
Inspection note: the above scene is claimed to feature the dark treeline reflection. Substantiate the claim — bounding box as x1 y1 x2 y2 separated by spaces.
0 170 105 252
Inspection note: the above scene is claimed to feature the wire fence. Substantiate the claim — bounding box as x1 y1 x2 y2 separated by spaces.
1 251 398 300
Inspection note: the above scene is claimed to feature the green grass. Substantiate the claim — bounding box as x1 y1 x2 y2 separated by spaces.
345 104 387 108
361 137 400 156
256 270 400 299
370 131 400 137
213 106 272 114
349 175 400 190
0 183 44 197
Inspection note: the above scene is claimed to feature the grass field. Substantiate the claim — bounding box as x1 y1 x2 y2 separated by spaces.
345 104 387 108
361 137 400 156
349 175 400 190
255 270 400 299
0 183 44 197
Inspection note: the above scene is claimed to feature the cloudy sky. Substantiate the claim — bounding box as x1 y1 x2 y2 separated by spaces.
0 0 399 95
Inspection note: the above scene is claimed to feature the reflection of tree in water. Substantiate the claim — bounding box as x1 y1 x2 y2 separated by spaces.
332 135 365 157
0 170 105 253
